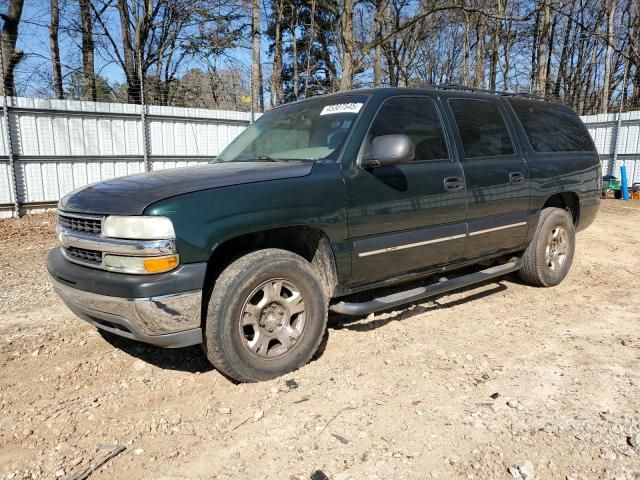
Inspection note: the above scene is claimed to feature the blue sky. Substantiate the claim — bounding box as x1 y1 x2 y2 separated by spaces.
13 0 258 97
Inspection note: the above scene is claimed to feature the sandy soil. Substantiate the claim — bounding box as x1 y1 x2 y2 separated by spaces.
0 202 639 480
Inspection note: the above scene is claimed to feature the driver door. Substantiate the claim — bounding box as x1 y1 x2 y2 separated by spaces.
343 95 467 287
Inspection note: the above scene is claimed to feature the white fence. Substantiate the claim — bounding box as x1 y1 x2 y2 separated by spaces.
582 110 640 184
0 97 253 217
1 97 638 218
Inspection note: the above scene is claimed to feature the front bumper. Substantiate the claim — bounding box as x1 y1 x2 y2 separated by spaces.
47 248 205 348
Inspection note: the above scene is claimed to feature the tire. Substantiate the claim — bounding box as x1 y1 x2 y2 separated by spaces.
614 190 622 199
203 249 328 382
518 207 575 287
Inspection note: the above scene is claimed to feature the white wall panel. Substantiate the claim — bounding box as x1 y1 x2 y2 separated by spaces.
0 114 7 156
0 162 13 203
582 113 640 184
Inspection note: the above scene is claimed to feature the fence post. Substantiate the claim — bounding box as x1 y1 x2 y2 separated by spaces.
610 67 628 177
0 51 19 217
138 51 151 172
610 110 623 177
139 101 150 172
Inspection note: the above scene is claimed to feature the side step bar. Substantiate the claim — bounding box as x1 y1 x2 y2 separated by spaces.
329 259 522 316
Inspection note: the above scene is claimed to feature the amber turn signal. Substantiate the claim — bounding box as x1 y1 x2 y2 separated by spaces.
143 255 179 273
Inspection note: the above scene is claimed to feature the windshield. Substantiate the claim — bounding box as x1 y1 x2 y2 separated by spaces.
216 94 368 162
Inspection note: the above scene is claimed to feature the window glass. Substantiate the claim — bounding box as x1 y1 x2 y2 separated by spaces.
369 97 448 161
217 94 367 162
449 99 514 158
508 98 595 152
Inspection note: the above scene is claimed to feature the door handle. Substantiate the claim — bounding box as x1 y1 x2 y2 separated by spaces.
509 172 525 184
444 176 464 191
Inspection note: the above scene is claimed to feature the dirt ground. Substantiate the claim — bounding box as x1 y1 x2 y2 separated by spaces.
0 201 639 480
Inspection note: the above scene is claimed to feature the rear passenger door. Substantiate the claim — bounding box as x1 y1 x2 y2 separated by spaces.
446 97 530 259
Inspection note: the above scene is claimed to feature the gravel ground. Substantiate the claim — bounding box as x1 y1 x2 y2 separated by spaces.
0 202 639 480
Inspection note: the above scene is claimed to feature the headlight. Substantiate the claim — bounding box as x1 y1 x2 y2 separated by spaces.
102 216 175 240
104 254 180 274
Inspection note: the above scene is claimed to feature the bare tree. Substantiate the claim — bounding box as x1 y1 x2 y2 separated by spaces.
339 0 355 90
602 0 617 112
0 0 24 96
49 0 64 99
79 0 96 101
373 0 386 87
270 0 285 105
251 0 264 111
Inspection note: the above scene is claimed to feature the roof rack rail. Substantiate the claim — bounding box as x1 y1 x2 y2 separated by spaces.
420 83 554 102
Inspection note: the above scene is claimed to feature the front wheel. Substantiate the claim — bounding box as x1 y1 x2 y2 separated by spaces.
518 207 576 287
204 249 327 382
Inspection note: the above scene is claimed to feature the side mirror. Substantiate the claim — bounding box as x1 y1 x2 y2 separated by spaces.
361 134 415 168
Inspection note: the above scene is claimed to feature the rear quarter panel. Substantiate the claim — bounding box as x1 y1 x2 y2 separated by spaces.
526 151 601 229
501 98 601 233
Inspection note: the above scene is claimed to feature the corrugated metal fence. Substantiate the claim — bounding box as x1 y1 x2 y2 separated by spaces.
0 97 638 218
582 110 640 184
0 96 253 218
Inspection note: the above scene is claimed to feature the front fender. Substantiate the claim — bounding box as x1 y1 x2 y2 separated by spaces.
145 162 348 264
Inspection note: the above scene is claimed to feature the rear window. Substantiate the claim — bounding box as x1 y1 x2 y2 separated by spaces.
449 99 514 158
508 99 595 152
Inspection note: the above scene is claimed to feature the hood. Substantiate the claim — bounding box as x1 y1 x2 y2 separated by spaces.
59 161 314 215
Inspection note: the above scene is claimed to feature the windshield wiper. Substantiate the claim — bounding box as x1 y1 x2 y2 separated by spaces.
227 155 287 163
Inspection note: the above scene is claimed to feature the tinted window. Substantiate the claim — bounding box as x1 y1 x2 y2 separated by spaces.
508 98 595 152
449 99 514 158
369 97 448 161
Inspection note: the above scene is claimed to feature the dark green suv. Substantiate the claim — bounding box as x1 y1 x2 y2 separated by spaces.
47 87 601 382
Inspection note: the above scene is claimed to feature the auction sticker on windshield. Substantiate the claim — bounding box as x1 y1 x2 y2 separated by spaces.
320 103 363 116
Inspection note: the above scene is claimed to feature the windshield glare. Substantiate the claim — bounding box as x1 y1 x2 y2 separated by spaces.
216 95 368 162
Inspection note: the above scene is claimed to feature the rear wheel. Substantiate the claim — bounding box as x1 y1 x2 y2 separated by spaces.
519 207 575 287
204 249 327 382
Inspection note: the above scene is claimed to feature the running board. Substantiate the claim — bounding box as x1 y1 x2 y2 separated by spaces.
329 259 522 316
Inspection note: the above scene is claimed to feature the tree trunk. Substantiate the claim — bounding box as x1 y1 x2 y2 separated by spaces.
535 1 550 95
0 0 25 97
502 33 511 91
473 13 485 88
79 0 96 101
489 0 503 92
530 10 539 92
373 0 385 87
117 0 140 103
251 0 263 112
545 13 556 92
461 15 469 85
292 10 299 100
49 0 64 99
339 0 354 90
602 0 617 113
553 0 574 98
270 0 284 106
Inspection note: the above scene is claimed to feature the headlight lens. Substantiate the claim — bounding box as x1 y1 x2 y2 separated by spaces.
102 216 175 240
104 254 180 274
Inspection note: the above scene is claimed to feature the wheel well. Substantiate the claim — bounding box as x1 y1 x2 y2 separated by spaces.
201 226 338 321
543 192 579 225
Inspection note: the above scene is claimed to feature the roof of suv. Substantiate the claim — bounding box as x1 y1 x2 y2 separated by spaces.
267 85 568 114
336 85 555 103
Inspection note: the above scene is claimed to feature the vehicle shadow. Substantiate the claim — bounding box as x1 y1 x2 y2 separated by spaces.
328 277 511 333
98 330 214 374
97 275 512 374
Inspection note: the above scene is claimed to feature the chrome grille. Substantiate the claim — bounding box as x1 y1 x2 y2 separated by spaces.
64 246 103 265
58 213 102 234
